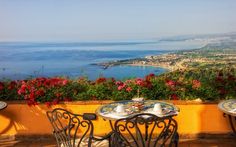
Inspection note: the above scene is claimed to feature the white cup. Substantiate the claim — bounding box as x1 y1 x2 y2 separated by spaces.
153 103 162 114
116 105 125 113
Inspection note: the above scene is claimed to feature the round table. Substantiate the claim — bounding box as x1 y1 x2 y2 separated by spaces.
96 100 179 144
96 100 179 121
0 101 7 110
218 99 236 134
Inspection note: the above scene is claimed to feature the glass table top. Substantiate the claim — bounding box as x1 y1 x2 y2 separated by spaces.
96 100 179 120
218 99 236 116
0 101 7 110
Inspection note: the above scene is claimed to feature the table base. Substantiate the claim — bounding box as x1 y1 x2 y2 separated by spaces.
223 113 236 135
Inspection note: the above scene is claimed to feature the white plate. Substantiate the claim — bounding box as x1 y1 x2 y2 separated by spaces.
112 107 134 116
0 101 7 110
144 108 173 116
229 108 236 113
110 111 131 116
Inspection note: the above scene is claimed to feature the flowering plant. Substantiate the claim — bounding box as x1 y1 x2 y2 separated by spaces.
0 67 236 106
17 77 81 106
0 81 20 100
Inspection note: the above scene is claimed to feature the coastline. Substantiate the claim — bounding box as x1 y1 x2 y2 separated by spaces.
1 40 236 80
127 63 174 71
95 41 236 72
95 52 187 72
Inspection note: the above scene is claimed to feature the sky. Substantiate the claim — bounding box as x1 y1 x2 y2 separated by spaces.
0 0 236 41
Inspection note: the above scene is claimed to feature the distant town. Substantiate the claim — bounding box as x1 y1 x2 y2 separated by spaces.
95 40 236 71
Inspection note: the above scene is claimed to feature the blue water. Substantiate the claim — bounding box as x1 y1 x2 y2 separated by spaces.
0 41 204 80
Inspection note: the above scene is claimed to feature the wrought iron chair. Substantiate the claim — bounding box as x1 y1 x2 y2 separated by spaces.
113 113 178 147
46 108 109 147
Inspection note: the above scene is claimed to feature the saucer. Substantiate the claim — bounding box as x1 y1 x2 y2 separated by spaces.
144 108 172 116
229 108 236 113
111 111 130 116
0 101 7 109
113 107 133 116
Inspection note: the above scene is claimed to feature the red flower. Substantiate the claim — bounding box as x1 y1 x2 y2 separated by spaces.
218 88 227 95
125 80 132 84
115 81 123 86
0 82 4 91
218 72 223 77
52 98 59 105
18 85 26 95
171 94 179 100
49 78 60 87
29 92 35 100
43 79 51 87
116 81 126 90
149 73 155 77
36 77 46 82
24 95 29 100
111 77 116 83
119 83 126 90
192 80 201 89
90 82 96 85
35 89 44 97
37 82 42 87
45 102 51 107
135 78 144 86
8 81 17 90
227 74 235 81
144 80 152 88
126 87 132 92
165 80 176 87
145 73 155 81
64 97 72 102
215 76 224 83
91 96 97 100
62 79 69 85
96 77 106 84
27 100 38 106
55 92 62 98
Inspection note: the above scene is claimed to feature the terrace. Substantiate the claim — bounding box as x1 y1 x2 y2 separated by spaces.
0 101 236 147
0 69 236 147
1 1 236 146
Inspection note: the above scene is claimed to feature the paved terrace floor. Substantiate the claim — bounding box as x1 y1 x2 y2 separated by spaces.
0 137 235 147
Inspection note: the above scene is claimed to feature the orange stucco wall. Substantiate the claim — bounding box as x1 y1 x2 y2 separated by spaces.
0 101 232 137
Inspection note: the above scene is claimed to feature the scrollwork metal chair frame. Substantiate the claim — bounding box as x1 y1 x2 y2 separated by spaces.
113 113 178 147
46 108 111 147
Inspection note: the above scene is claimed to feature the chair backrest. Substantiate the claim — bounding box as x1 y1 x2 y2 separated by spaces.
46 108 96 147
114 113 178 147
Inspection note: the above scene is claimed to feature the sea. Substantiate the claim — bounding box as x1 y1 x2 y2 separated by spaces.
0 40 205 80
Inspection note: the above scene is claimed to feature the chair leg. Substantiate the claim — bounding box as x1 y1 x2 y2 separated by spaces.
173 132 179 147
110 132 125 147
109 132 116 147
169 132 179 147
109 136 112 147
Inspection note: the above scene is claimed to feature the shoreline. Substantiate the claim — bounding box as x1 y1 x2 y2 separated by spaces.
127 63 174 71
96 41 236 71
95 52 187 72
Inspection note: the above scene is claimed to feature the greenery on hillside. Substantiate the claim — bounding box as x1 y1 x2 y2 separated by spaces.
176 41 236 69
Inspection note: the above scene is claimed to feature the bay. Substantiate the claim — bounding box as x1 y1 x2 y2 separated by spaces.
0 40 204 80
